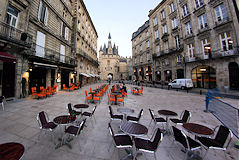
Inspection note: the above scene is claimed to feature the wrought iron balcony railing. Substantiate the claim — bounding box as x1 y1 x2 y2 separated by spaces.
76 48 98 65
0 21 32 47
30 43 76 66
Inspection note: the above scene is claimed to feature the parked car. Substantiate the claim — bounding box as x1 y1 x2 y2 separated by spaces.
168 79 193 90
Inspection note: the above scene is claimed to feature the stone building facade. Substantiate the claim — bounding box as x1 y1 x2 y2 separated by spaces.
99 33 128 81
0 0 98 99
149 0 185 84
27 0 76 94
133 0 239 90
180 0 239 90
0 0 32 98
131 20 153 81
73 0 98 86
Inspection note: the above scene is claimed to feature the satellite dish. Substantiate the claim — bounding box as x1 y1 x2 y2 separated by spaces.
21 33 28 41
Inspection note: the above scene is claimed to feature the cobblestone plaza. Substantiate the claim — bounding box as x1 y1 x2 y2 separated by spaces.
0 83 238 160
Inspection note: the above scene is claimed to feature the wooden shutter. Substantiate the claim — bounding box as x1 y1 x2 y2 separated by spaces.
65 27 69 40
44 7 48 25
38 1 43 21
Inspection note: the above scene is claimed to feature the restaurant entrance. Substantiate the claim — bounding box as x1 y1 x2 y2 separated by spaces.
29 67 47 92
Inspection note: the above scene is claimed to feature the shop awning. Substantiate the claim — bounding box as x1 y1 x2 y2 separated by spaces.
88 73 95 77
0 51 16 63
80 73 90 77
33 62 57 69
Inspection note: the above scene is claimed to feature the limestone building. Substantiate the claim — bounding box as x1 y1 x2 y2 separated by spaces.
133 0 239 90
149 0 184 84
0 0 32 98
180 0 239 90
73 0 98 86
0 0 98 99
132 20 153 81
99 33 128 81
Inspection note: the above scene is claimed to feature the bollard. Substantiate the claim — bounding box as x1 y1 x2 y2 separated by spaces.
186 89 189 93
176 89 178 92
200 90 202 95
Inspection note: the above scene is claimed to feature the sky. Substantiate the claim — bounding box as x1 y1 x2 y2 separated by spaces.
83 0 161 58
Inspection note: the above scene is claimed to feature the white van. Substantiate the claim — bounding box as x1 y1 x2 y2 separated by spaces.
168 79 193 89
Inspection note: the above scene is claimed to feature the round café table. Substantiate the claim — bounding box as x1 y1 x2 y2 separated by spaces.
183 123 214 137
158 110 178 134
0 142 24 160
74 104 89 112
53 115 75 149
117 108 134 122
120 121 148 159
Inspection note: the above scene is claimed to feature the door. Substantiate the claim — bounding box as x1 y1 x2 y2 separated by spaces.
229 62 239 90
2 62 15 98
36 31 46 57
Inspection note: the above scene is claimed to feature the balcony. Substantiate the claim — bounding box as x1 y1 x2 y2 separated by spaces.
197 26 211 35
76 48 98 66
212 48 239 58
29 43 77 67
0 21 32 48
214 17 232 29
161 33 169 41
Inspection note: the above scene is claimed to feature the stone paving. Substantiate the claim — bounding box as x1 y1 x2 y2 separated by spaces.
0 83 238 160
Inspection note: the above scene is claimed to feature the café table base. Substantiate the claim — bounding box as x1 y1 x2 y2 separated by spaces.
55 137 73 149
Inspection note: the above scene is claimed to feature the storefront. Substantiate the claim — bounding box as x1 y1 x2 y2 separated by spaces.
192 66 216 89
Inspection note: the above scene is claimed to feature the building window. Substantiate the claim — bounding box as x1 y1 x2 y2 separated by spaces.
177 55 182 62
214 4 228 22
165 41 169 52
187 43 195 58
220 32 233 51
185 21 192 35
175 35 180 48
140 55 143 62
5 5 18 27
156 44 160 53
172 17 178 29
163 24 168 34
140 44 142 51
154 17 158 26
134 40 136 45
195 0 204 9
140 36 142 41
60 45 65 62
146 31 149 37
156 60 160 66
155 30 159 39
165 59 169 65
38 1 48 25
161 10 166 19
198 14 208 29
147 54 151 61
182 4 189 17
201 39 211 57
170 2 175 13
61 22 69 40
147 41 150 48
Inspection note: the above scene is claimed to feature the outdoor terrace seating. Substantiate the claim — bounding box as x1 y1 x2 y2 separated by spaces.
37 111 58 144
172 126 201 159
196 125 233 159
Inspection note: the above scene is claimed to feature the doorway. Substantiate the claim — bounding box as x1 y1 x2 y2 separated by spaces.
229 62 239 90
2 62 15 98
